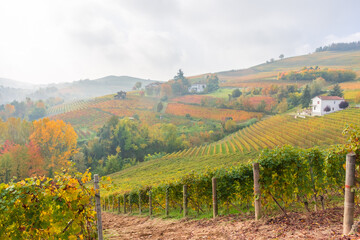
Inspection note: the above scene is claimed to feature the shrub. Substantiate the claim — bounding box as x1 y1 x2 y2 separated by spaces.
339 101 349 109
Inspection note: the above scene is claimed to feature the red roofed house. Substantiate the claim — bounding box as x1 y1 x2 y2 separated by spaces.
311 95 345 116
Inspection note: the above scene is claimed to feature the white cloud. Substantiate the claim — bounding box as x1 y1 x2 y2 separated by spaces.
323 32 360 45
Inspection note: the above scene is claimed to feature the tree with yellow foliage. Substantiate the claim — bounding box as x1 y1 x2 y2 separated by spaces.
30 118 78 177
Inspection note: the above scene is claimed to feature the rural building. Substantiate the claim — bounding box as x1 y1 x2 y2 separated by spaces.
311 96 344 116
114 91 127 100
145 82 161 95
188 83 206 93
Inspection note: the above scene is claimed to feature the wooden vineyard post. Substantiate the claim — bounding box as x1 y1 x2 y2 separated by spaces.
139 191 142 215
343 153 356 235
129 194 132 213
253 163 261 220
212 178 218 218
149 190 153 216
183 185 188 217
165 187 169 217
118 196 121 214
94 174 103 240
123 194 127 214
107 196 110 211
112 196 115 212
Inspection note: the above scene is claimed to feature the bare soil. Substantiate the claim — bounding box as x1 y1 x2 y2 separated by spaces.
102 207 360 239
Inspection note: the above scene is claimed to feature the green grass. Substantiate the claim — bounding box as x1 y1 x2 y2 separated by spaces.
204 88 234 99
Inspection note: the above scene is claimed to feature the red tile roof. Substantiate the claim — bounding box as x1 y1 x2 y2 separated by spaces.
317 96 344 100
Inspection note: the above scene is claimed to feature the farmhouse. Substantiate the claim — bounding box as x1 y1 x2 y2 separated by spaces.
311 96 344 116
188 83 206 93
114 91 127 100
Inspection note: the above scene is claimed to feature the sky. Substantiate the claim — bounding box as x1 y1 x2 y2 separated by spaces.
0 0 360 84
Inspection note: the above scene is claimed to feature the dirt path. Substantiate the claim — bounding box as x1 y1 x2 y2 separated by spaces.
102 207 357 239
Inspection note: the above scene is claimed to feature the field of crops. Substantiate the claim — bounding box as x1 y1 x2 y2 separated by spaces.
104 107 359 194
163 108 360 159
340 81 360 90
247 96 277 110
49 95 160 140
165 103 263 122
46 98 111 116
171 95 216 105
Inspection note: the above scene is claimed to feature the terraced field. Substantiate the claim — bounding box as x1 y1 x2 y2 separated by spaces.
48 95 159 140
162 108 359 159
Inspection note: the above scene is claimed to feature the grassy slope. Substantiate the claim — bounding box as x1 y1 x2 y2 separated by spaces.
218 50 360 84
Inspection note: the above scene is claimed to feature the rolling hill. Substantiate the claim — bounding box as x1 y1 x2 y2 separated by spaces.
105 107 360 193
202 50 360 87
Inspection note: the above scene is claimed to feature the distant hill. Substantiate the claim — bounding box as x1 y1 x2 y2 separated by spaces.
31 75 158 102
1 75 158 104
0 78 34 89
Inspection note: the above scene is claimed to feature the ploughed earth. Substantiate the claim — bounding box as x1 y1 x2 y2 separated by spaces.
102 207 360 239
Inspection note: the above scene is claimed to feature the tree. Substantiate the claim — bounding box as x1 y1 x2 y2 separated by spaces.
279 54 284 60
301 85 311 108
329 84 344 97
157 102 163 112
276 99 288 113
30 118 78 177
173 69 190 96
224 119 237 133
231 89 242 98
339 101 349 109
310 77 326 97
28 107 46 121
134 82 142 90
206 74 219 93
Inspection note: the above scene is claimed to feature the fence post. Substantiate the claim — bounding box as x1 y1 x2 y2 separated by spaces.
94 174 103 240
129 194 132 213
343 153 356 235
118 196 121 214
123 194 127 214
165 187 169 217
139 191 142 215
183 185 188 217
253 162 261 220
149 190 153 216
212 177 218 218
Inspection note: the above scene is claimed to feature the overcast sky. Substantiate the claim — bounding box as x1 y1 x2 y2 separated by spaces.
0 0 360 84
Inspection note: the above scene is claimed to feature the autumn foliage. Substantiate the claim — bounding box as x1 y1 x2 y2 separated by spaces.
0 118 79 182
166 103 262 121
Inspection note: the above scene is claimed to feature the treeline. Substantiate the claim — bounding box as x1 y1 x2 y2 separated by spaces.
0 97 63 121
80 116 189 176
0 118 78 183
315 41 360 52
278 67 356 83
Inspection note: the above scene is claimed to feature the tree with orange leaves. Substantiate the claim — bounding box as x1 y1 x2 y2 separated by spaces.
30 118 78 177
